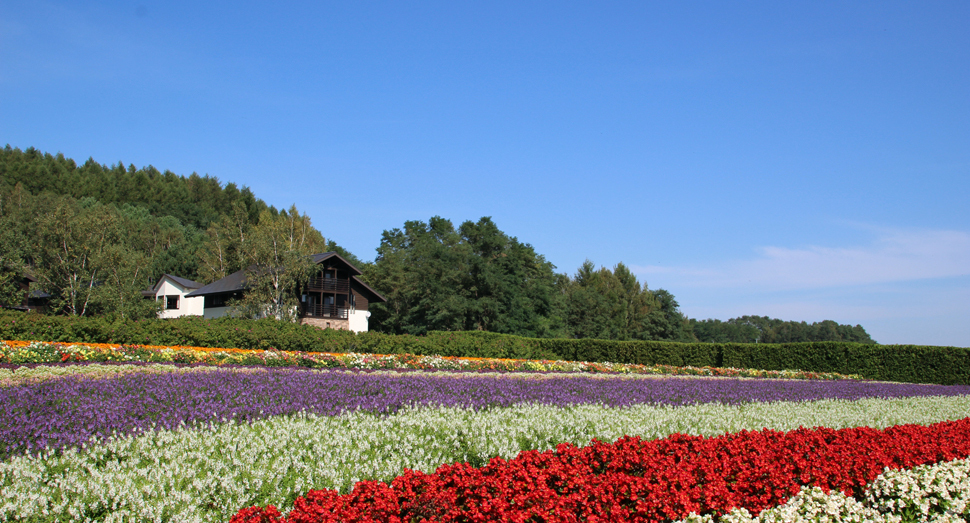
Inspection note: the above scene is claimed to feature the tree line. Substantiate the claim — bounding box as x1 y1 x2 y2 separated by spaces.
690 316 875 344
1 146 876 343
0 145 269 231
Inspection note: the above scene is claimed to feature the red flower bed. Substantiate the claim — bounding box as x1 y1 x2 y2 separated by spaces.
231 418 970 523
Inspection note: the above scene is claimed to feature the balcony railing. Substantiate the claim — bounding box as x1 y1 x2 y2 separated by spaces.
301 304 348 319
306 277 350 293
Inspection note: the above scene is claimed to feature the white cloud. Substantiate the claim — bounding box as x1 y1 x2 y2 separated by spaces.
633 227 970 291
630 226 970 346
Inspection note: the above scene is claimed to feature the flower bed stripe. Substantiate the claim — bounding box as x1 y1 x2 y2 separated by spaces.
0 340 862 379
230 418 970 523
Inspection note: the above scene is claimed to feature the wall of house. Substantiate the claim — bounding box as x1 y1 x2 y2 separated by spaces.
352 288 369 311
348 309 371 333
300 316 351 331
155 280 204 319
202 306 235 320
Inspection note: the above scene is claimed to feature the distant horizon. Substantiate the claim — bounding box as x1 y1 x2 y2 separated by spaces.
3 1 967 346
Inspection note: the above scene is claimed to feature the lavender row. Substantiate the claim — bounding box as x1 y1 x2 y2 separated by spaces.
4 367 970 457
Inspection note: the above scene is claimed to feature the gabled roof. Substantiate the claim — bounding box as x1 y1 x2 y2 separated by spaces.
163 274 205 290
142 274 206 297
310 252 363 275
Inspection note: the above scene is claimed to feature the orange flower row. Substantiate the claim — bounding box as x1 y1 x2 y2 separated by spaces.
1 340 520 366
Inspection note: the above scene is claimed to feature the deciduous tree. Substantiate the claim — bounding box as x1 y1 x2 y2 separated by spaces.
235 205 327 321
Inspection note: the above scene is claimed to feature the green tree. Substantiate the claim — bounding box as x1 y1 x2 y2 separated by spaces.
562 261 617 340
559 261 693 342
33 197 120 316
0 183 33 307
1 145 270 231
458 217 563 336
325 239 367 269
365 217 469 334
563 261 657 340
235 205 327 321
26 196 168 319
364 216 563 337
647 288 695 342
197 202 254 283
690 315 876 343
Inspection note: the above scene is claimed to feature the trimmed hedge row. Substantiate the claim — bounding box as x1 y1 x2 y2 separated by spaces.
0 313 557 360
1 312 968 385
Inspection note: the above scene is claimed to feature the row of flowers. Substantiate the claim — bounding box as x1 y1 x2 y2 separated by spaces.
0 340 861 380
231 418 970 523
680 455 969 522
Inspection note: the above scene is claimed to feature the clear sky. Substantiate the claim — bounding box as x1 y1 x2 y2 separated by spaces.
2 1 968 346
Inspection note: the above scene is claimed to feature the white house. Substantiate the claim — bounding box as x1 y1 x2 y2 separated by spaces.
142 274 206 319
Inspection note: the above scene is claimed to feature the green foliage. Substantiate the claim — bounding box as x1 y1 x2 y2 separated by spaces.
0 184 32 307
0 145 267 231
196 201 254 283
364 216 564 338
363 218 695 342
0 312 966 384
559 261 695 342
691 315 877 344
234 206 327 320
7 193 165 319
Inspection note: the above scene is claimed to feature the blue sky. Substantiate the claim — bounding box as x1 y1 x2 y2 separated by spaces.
2 1 968 346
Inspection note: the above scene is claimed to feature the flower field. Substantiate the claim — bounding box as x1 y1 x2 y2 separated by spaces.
1 344 969 522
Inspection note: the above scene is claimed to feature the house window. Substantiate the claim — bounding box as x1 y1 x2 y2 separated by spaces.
166 295 179 310
204 292 240 308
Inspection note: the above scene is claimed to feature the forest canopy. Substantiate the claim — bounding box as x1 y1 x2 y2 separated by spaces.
1 145 876 343
690 316 876 344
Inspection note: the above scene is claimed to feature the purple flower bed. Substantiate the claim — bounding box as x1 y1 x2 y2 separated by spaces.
4 368 969 458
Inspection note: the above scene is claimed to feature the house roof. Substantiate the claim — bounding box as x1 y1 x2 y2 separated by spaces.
185 268 248 297
142 274 206 297
351 276 387 303
310 252 363 275
184 252 386 302
164 274 205 290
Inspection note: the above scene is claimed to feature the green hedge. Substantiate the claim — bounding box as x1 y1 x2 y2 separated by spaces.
1 312 968 385
0 313 556 360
